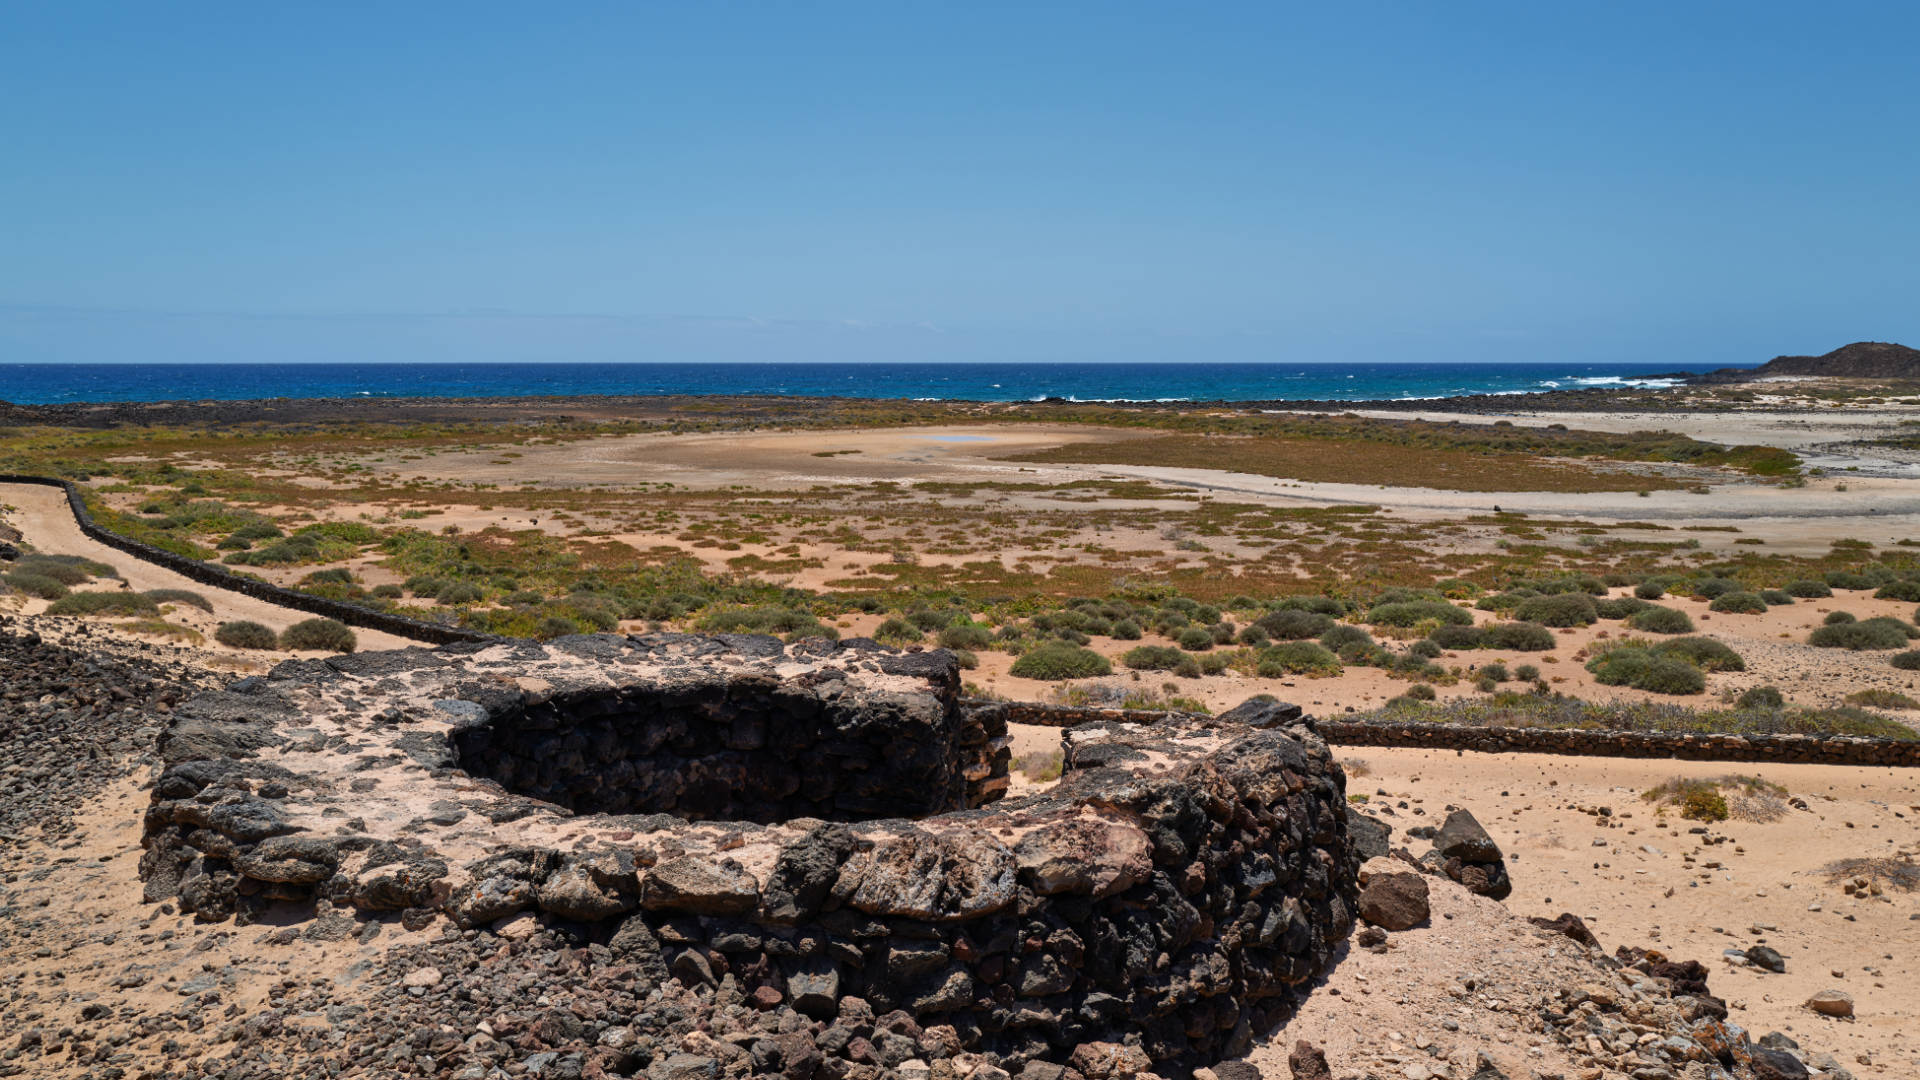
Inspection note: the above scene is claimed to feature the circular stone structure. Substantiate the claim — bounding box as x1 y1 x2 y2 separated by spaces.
139 633 1359 1073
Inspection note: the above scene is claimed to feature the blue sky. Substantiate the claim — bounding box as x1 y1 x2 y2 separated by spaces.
2 2 1915 366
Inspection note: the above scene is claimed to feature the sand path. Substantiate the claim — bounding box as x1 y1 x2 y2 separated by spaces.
0 481 418 653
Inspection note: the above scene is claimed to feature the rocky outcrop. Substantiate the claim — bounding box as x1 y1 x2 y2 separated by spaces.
1746 341 1920 379
138 635 1359 1073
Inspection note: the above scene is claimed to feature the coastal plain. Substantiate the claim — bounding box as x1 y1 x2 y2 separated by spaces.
3 368 1920 1079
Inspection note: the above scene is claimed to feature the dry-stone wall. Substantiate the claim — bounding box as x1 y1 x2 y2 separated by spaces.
138 634 1358 1073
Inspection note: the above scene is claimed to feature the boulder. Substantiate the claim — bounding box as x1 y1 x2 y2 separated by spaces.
1432 809 1502 863
1357 871 1429 931
1805 989 1854 1017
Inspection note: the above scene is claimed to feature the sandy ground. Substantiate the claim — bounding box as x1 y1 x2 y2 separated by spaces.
0 481 420 658
1322 747 1920 1075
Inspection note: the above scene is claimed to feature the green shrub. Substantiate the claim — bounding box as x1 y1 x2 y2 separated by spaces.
1824 610 1856 625
1644 780 1730 822
1319 624 1374 651
143 589 213 612
1594 596 1650 620
697 605 837 641
1271 595 1347 616
436 582 484 606
1429 623 1485 649
1587 648 1706 695
371 584 405 599
1110 618 1142 640
1482 621 1555 650
216 535 252 551
46 591 161 617
1367 600 1473 628
279 618 357 653
1409 639 1443 659
939 622 992 650
950 648 979 670
1874 580 1920 602
1236 625 1270 647
1707 591 1767 614
1758 589 1794 606
303 568 354 585
229 521 284 541
1826 570 1876 590
1893 650 1920 671
1122 645 1186 671
1809 618 1913 651
215 620 279 650
1513 663 1540 682
1 571 69 600
1844 689 1920 710
1176 626 1215 651
873 617 923 646
1626 605 1694 635
1255 641 1342 677
1009 642 1110 680
14 558 94 586
1656 636 1746 672
1690 577 1742 600
1514 593 1598 627
1256 608 1334 640
1783 579 1832 598
1738 686 1785 709
1634 582 1666 600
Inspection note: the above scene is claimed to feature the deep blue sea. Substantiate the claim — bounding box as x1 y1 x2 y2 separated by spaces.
0 361 1728 406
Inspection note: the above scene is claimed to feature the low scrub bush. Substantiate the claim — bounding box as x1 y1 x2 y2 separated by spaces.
143 589 213 612
1689 577 1742 600
1626 605 1694 634
1892 650 1920 671
1121 645 1186 671
1009 642 1111 680
1594 596 1650 620
215 620 279 650
1737 686 1785 709
1515 592 1598 627
1319 624 1374 651
1656 636 1746 672
1587 647 1706 695
1758 589 1794 606
1783 579 1832 598
1 570 69 600
1270 595 1347 616
1708 591 1768 614
280 618 357 653
1256 608 1334 640
436 582 484 606
1809 617 1915 651
1634 582 1666 600
873 617 922 646
1846 689 1920 710
1110 619 1142 640
1874 579 1920 602
938 622 992 650
46 591 161 617
1482 621 1555 650
1176 626 1215 651
1254 641 1342 677
1428 623 1485 649
697 605 837 641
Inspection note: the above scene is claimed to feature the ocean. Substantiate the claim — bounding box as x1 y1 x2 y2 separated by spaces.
0 361 1723 406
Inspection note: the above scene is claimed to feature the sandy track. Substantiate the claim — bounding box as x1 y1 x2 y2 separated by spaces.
0 482 419 653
